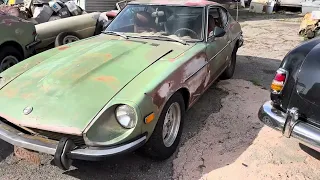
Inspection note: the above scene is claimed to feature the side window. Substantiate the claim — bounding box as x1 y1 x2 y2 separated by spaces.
218 8 228 28
208 8 223 37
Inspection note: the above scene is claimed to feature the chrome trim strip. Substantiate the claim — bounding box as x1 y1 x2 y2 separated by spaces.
68 135 147 160
208 42 229 62
0 121 58 155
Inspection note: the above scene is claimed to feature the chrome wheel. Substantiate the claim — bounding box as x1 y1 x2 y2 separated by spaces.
162 102 181 147
62 35 79 44
1 55 19 72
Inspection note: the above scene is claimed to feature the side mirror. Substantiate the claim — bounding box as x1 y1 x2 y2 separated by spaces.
213 27 226 37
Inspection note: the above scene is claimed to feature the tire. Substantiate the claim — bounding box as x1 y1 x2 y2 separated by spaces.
54 32 81 47
220 45 238 80
0 46 22 73
139 92 185 160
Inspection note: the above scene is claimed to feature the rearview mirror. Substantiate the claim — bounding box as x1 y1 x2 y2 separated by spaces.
213 27 226 37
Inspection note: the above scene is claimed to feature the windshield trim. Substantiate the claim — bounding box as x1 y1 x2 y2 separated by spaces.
106 4 206 42
128 1 211 8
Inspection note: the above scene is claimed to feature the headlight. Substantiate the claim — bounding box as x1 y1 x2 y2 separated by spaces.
115 105 137 128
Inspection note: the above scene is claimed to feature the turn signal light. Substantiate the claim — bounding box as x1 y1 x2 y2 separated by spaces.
271 68 288 94
145 113 155 124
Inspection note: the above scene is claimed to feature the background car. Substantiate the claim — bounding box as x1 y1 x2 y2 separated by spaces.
0 0 243 170
258 37 320 153
0 10 40 72
35 12 103 51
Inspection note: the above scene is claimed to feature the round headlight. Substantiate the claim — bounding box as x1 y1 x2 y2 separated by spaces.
115 105 137 129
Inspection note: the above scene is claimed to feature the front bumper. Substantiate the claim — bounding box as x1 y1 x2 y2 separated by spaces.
0 120 147 168
258 100 320 151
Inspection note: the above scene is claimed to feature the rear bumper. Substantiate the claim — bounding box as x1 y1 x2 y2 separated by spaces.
258 100 320 151
0 120 146 162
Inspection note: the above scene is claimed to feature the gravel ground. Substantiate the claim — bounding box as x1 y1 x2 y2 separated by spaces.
1 9 319 180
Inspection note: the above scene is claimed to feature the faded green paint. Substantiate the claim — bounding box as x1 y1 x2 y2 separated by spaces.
0 34 191 135
0 1 242 147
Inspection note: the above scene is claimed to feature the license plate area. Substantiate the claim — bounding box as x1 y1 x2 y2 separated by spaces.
14 146 41 165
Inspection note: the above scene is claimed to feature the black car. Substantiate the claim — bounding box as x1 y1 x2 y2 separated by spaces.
258 37 320 152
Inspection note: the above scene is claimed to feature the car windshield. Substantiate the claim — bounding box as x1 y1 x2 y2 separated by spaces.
105 4 205 42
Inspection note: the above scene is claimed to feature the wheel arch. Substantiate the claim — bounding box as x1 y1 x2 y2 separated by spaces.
176 87 190 110
0 41 24 59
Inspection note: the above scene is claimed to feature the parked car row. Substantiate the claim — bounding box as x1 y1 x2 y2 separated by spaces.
0 0 243 170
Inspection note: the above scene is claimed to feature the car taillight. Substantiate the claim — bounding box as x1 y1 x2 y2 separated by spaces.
271 68 288 94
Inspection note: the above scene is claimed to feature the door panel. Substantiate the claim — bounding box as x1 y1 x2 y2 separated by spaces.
205 6 231 80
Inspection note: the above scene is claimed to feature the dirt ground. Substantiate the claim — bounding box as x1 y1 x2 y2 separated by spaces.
1 9 320 180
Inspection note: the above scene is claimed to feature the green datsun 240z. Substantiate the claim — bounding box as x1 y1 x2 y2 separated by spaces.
0 0 243 170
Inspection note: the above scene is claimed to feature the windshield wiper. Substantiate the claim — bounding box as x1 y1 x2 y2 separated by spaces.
103 31 128 39
139 35 187 45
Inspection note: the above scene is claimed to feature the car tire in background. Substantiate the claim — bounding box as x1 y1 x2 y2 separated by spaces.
220 45 238 80
55 32 81 47
139 92 185 160
0 46 22 73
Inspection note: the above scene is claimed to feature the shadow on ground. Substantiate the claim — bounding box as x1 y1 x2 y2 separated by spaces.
234 55 281 89
299 143 320 160
0 141 13 162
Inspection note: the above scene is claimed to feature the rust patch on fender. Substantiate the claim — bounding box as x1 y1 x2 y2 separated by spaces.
21 123 82 135
169 53 185 62
22 134 58 144
106 53 112 59
104 53 113 62
94 76 120 91
151 51 208 110
21 93 35 100
95 76 117 83
4 88 18 98
58 46 69 51
40 84 51 93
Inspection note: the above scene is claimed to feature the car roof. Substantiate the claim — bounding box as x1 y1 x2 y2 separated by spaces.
128 0 220 7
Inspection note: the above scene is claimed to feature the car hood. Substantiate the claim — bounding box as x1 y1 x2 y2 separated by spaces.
0 35 191 135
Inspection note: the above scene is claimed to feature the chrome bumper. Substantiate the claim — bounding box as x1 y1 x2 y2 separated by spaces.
0 120 146 165
258 100 320 151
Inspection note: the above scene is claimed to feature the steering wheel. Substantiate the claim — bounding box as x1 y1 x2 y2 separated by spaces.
174 28 198 39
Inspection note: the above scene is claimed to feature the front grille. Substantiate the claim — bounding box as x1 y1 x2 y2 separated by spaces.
29 128 85 146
